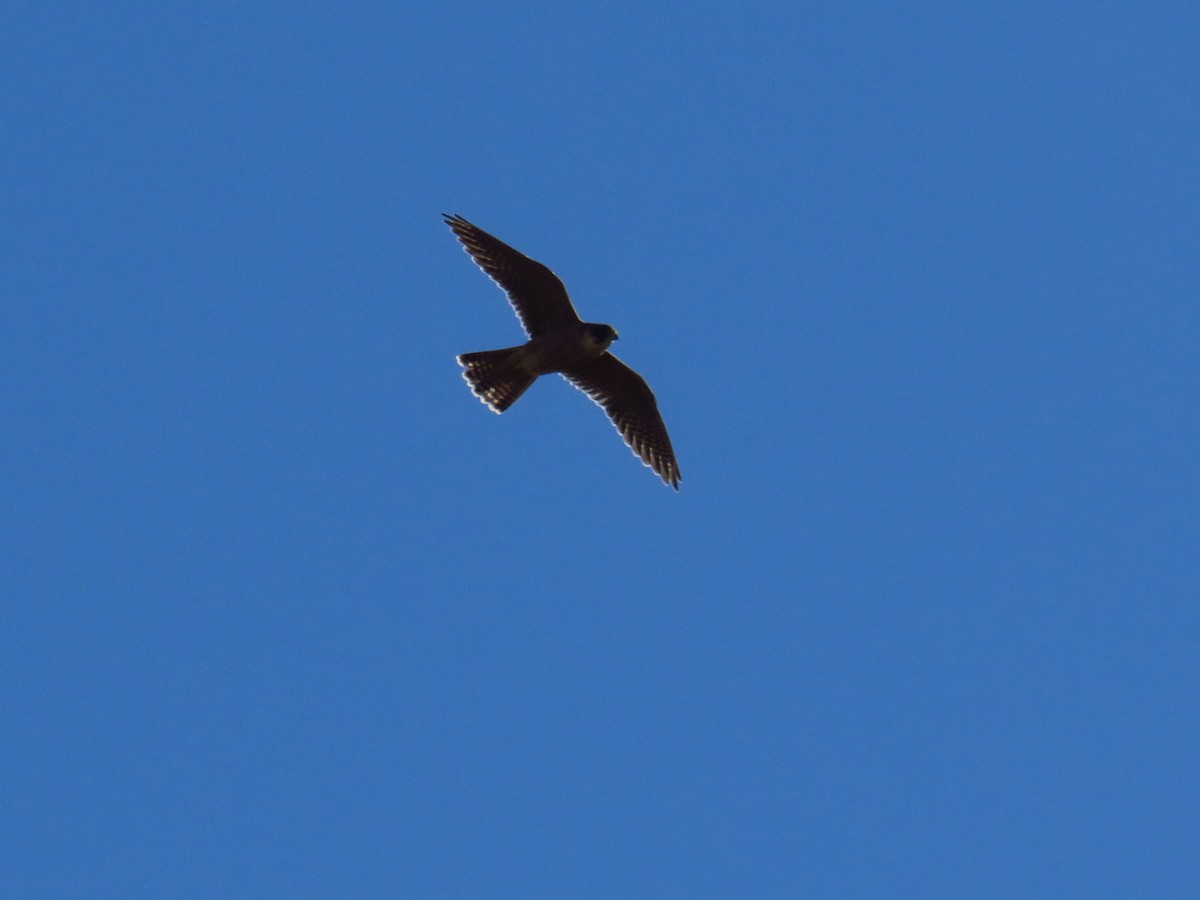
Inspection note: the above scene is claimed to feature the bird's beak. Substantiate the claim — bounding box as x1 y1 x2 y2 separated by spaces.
613 331 620 340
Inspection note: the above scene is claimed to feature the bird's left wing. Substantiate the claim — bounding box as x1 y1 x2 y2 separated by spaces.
562 353 681 490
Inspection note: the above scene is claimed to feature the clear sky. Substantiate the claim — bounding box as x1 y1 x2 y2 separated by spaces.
4 3 1197 896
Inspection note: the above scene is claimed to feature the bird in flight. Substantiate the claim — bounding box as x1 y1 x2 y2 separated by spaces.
444 213 681 490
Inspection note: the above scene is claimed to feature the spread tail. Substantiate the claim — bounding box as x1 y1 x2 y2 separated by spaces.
457 346 537 413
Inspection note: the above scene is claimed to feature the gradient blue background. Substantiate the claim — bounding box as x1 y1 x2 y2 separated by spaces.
4 3 1197 896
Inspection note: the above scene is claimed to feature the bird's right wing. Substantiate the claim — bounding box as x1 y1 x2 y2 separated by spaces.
443 214 581 338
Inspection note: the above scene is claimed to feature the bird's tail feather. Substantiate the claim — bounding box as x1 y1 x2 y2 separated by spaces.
457 346 537 413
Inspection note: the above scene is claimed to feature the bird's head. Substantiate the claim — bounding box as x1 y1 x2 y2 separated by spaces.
586 323 619 350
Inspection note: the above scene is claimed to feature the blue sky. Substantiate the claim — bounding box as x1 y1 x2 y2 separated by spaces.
3 3 1197 896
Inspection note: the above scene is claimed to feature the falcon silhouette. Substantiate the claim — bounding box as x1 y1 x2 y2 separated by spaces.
444 214 681 490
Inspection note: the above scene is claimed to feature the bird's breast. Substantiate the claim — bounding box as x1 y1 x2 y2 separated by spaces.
525 327 607 374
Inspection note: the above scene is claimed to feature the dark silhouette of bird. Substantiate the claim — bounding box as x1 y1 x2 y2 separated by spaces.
444 214 681 490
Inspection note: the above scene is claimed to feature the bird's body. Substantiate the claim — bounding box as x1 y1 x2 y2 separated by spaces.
444 214 680 490
521 321 618 375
